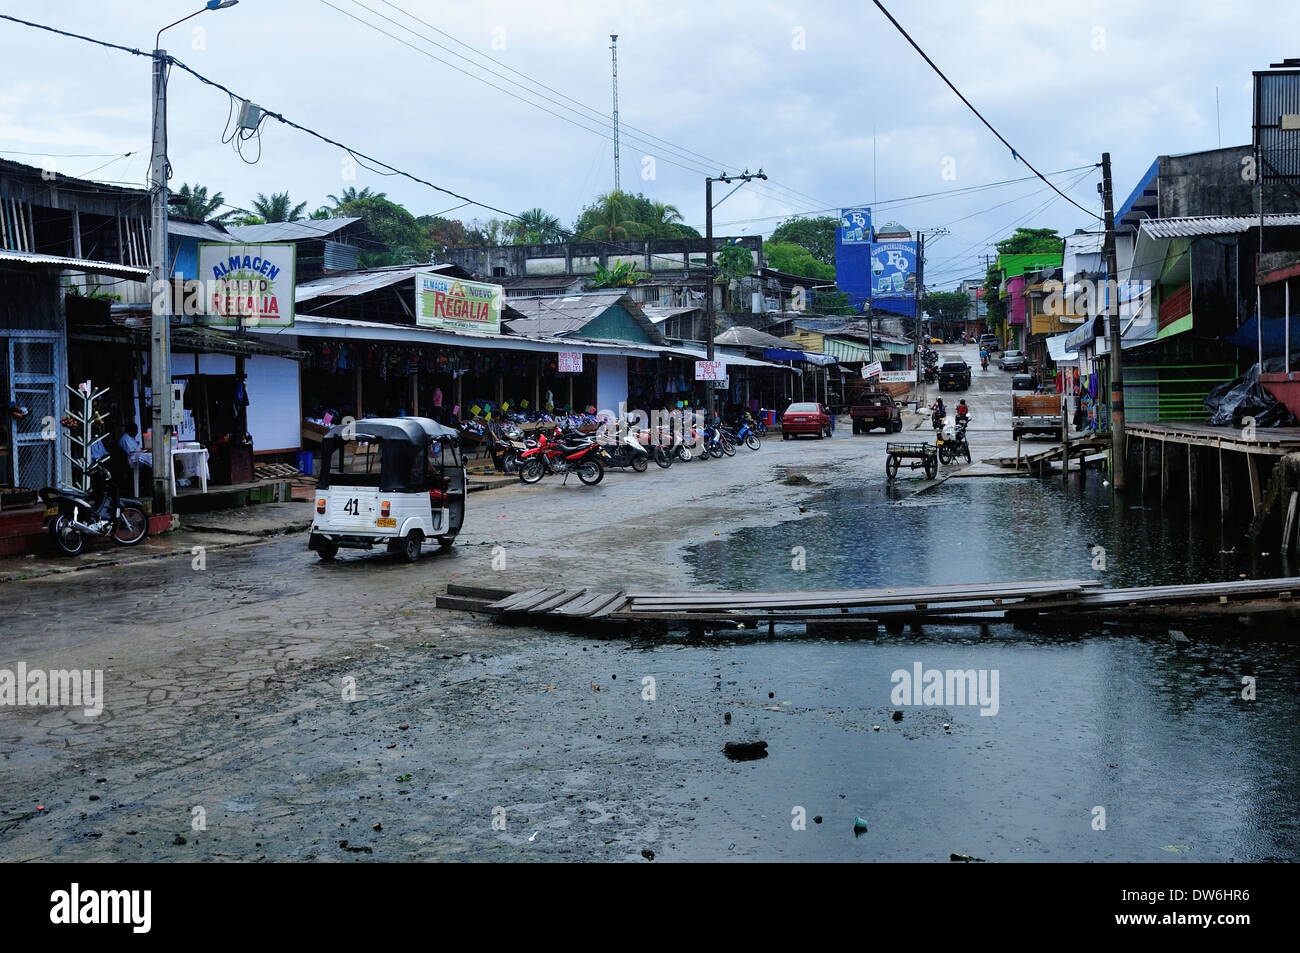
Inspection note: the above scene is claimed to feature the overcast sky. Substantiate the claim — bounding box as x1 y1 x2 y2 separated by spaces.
2 0 1293 287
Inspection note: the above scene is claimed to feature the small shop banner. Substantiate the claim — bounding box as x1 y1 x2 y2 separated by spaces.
196 242 296 328
880 369 917 383
695 360 726 382
863 361 883 379
558 352 583 373
416 272 503 333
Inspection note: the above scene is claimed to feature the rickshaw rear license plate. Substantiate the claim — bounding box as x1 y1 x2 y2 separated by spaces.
376 517 396 528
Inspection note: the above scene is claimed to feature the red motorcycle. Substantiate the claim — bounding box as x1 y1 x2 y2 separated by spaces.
518 428 605 485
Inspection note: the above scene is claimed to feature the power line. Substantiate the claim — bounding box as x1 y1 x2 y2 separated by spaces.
327 0 819 213
371 0 831 210
871 0 1102 222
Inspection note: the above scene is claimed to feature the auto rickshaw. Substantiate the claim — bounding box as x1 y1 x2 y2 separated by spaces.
308 416 466 562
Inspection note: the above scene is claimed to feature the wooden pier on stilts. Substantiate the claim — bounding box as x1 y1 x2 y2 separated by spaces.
436 576 1300 634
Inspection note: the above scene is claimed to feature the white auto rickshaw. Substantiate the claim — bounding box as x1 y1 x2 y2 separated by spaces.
309 416 466 562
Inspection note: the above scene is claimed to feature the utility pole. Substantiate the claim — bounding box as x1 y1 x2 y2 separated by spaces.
704 169 766 420
916 231 926 406
149 1 239 514
1101 151 1126 490
149 44 174 514
610 35 620 192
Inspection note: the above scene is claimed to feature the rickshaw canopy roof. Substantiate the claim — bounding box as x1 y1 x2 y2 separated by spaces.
322 416 459 446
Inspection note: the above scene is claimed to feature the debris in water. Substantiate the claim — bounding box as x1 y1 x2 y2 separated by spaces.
813 816 823 824
892 711 903 722
853 816 869 835
950 852 984 862
172 835 186 845
641 848 655 861
1169 630 1190 647
724 712 732 724
723 740 769 761
782 473 813 486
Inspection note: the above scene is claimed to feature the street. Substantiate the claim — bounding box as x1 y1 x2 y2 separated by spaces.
4 353 1296 862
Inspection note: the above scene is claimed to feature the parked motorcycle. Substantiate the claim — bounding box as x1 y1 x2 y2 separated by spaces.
518 429 605 485
485 423 529 474
39 459 149 556
734 417 762 450
598 434 650 472
939 416 972 465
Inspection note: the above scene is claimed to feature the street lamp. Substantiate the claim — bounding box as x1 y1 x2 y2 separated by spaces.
149 0 238 513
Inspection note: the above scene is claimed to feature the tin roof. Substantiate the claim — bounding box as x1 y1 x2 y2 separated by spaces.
225 217 364 243
295 263 462 304
0 249 148 280
1139 213 1300 239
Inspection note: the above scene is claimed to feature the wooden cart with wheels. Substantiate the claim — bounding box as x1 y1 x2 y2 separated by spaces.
885 441 938 481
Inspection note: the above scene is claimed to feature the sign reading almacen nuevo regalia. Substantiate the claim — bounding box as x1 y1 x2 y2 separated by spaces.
197 242 296 328
415 272 503 334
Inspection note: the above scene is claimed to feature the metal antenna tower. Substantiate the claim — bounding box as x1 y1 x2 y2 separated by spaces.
610 34 620 191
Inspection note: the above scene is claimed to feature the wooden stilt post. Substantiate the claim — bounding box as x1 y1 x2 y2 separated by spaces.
1160 440 1169 503
355 360 363 419
454 370 463 422
1282 490 1299 555
1219 448 1230 524
1187 444 1197 513
1141 437 1148 495
1246 453 1262 516
1061 397 1069 486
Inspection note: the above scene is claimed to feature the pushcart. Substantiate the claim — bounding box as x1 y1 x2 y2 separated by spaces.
885 441 938 480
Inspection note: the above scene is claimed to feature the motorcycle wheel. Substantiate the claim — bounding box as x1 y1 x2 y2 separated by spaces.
939 444 953 465
745 433 761 451
503 450 520 475
961 444 972 464
111 505 149 545
676 445 693 462
709 443 724 459
721 439 736 457
50 514 85 556
631 454 649 473
519 459 545 484
653 446 673 469
924 455 937 480
577 459 604 485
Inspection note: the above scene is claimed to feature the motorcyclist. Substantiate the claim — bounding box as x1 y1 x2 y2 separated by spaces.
979 347 988 369
956 399 969 422
931 398 946 430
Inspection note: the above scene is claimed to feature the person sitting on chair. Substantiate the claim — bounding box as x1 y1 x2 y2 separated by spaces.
119 423 152 469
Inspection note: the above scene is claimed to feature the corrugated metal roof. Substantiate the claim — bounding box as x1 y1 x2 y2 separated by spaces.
295 263 456 303
168 219 232 242
1140 213 1300 239
642 305 700 325
504 292 661 342
0 249 148 280
225 217 363 243
713 326 791 349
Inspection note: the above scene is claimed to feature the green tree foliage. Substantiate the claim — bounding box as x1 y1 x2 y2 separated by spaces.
923 290 971 328
574 190 700 241
250 191 307 223
587 260 649 289
764 241 834 281
995 227 1063 255
770 215 837 265
174 183 235 225
328 186 386 208
811 289 857 316
513 208 565 244
463 218 513 247
716 245 754 283
334 195 430 267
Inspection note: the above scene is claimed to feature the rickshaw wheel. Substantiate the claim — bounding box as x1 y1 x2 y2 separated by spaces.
886 456 900 480
401 530 423 563
316 539 339 561
924 455 937 480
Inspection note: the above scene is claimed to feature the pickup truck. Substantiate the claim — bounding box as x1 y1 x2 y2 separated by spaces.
851 391 903 434
938 361 971 391
1011 393 1063 438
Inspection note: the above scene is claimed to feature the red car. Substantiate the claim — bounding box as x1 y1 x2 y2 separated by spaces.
781 401 832 439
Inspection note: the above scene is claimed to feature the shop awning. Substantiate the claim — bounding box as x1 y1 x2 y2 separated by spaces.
1046 332 1079 363
68 321 310 360
762 347 837 366
0 249 149 281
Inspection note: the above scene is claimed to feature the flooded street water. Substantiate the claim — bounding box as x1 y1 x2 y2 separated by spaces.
676 474 1300 861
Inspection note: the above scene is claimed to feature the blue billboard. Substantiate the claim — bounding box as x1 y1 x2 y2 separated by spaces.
834 207 872 311
870 242 917 297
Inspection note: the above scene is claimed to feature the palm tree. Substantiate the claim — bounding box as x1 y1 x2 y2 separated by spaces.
648 200 685 238
308 206 333 220
581 191 643 241
514 207 564 244
174 183 236 225
250 192 307 223
327 186 385 208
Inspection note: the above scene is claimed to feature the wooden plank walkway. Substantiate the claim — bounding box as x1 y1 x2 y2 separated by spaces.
436 576 1300 630
1127 421 1300 456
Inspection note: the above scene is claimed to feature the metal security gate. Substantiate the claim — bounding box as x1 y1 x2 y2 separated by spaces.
4 333 63 490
